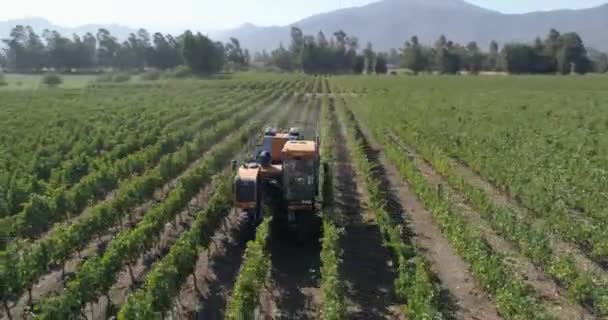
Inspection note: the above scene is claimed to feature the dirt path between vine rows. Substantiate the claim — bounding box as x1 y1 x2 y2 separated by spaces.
342 97 502 320
86 93 300 320
2 92 288 320
384 132 592 320
330 97 404 320
445 152 608 280
257 95 324 320
171 92 307 319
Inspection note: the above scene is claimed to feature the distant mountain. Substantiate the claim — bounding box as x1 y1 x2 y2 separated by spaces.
0 17 137 41
211 0 608 52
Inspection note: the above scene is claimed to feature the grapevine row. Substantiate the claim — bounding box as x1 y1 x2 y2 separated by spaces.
0 84 292 314
35 93 289 319
117 175 233 319
0 85 269 241
0 85 235 218
344 98 552 320
385 129 608 315
318 79 346 320
334 97 442 318
114 86 301 318
225 215 272 320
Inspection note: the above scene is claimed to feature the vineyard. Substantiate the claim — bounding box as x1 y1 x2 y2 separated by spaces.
1 74 608 320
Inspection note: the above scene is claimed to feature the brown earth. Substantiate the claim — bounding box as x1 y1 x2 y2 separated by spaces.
388 134 592 320
331 97 405 319
342 98 501 320
2 93 289 320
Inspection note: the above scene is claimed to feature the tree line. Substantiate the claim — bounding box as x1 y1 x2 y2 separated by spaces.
401 29 607 74
2 24 606 75
258 27 607 75
254 27 387 75
0 26 249 74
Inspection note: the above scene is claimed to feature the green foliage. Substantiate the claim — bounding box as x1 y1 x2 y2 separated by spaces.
318 82 346 319
334 96 443 318
0 73 7 86
226 215 272 320
401 36 429 74
118 176 233 319
41 73 62 87
36 105 282 319
140 70 162 81
167 65 192 78
375 56 388 74
0 80 294 314
95 73 113 82
335 75 608 318
112 73 131 83
182 31 225 75
270 27 359 74
501 29 591 74
353 56 365 74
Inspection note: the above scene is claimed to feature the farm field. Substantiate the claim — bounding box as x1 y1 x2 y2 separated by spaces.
1 74 608 320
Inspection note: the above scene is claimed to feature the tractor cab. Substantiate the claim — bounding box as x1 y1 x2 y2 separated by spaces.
234 162 262 221
282 140 319 213
234 127 320 234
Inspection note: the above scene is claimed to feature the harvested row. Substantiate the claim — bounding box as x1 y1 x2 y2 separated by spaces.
33 91 292 319
328 82 502 320
334 96 443 319
327 95 400 319
318 79 346 320
0 81 296 319
258 93 323 319
342 96 555 319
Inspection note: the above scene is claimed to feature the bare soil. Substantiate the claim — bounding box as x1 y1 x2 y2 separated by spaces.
392 138 592 320
2 95 288 320
331 98 404 319
171 93 304 319
258 95 323 319
344 99 501 320
177 209 254 319
450 156 608 280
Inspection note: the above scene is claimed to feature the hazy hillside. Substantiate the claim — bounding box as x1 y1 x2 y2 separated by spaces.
2 0 607 53
211 0 608 52
0 17 136 41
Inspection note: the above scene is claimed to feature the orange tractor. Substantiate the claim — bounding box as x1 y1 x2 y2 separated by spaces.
233 127 320 239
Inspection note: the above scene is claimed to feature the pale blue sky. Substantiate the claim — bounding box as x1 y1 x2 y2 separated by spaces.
1 0 606 31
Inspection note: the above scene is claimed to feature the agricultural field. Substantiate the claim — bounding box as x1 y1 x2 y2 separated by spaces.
1 73 608 320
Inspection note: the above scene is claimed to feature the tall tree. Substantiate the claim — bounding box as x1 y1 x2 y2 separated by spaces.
401 36 428 74
465 41 483 74
270 43 293 71
225 37 247 70
289 27 304 70
501 44 536 73
556 32 590 74
363 42 375 74
353 55 365 74
434 36 460 74
181 31 225 74
96 29 119 68
487 40 500 71
375 54 388 74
